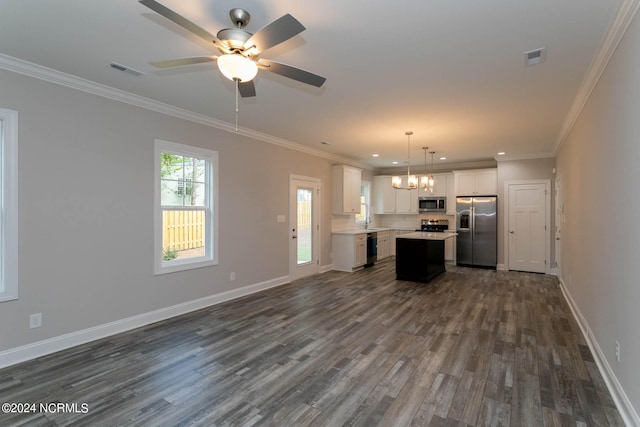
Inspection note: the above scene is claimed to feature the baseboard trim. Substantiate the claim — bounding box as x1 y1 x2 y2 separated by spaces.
557 277 640 426
496 263 506 271
0 275 290 370
319 263 333 273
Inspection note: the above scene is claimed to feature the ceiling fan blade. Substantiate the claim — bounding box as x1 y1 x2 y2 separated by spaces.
238 81 256 97
258 59 326 87
243 14 305 54
139 0 228 52
150 56 218 68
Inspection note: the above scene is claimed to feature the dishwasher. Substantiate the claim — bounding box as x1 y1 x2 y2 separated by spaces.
366 232 378 266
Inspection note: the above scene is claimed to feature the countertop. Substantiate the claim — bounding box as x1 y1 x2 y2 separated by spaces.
331 228 456 236
396 231 458 241
331 227 396 235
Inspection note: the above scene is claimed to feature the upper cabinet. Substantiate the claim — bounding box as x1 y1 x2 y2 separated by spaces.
372 175 418 214
454 168 497 196
427 173 449 198
445 173 456 215
332 165 362 214
372 176 397 214
395 176 418 214
373 174 459 214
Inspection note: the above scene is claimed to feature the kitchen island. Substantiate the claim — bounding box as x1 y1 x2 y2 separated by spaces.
396 232 458 283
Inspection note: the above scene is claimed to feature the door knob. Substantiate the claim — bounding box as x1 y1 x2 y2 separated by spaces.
556 237 560 240
509 230 514 234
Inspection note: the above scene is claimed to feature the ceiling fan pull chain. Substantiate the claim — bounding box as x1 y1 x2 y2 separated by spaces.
235 78 239 132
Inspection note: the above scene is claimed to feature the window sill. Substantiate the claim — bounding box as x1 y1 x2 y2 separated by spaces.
0 294 18 303
154 257 218 275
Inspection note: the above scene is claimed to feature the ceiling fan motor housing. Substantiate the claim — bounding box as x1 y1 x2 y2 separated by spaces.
216 28 252 51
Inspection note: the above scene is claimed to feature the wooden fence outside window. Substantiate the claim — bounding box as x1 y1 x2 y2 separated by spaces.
162 210 204 250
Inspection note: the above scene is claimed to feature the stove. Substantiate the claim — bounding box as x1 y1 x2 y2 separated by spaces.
417 219 449 232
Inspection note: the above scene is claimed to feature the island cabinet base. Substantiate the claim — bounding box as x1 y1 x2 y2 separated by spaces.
396 238 446 283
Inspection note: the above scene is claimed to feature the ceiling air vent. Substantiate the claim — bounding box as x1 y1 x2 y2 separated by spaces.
524 47 546 66
109 62 145 77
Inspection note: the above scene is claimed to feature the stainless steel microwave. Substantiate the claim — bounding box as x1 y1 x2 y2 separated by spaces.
418 196 446 212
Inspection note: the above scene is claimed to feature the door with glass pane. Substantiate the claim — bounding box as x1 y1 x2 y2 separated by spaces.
289 176 320 281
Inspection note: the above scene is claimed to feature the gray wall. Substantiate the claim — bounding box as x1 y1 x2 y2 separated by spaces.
0 68 338 352
496 157 556 267
556 9 640 414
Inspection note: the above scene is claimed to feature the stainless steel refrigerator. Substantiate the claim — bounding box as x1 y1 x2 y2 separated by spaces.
456 196 497 268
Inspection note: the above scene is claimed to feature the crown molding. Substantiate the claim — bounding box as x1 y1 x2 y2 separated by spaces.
494 152 556 162
554 0 640 154
0 53 370 170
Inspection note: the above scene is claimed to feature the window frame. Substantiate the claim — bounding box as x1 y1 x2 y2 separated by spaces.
154 139 218 275
0 108 18 302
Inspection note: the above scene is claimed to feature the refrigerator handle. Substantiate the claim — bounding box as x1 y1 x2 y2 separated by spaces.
471 206 475 241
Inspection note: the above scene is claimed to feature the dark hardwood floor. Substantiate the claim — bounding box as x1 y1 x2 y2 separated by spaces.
0 259 624 426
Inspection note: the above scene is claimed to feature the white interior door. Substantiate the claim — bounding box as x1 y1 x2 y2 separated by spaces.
507 182 548 273
289 176 320 281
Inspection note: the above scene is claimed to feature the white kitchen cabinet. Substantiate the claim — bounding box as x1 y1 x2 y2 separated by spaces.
454 169 497 196
444 234 455 262
372 175 417 214
426 173 449 197
376 230 391 260
332 165 362 214
332 233 367 271
355 234 367 266
396 178 417 214
372 176 397 214
445 173 456 215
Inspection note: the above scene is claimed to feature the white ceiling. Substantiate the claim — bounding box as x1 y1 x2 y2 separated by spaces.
0 0 624 170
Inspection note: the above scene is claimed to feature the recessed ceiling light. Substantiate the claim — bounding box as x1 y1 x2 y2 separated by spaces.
497 152 506 156
372 154 379 157
392 161 399 165
439 157 447 160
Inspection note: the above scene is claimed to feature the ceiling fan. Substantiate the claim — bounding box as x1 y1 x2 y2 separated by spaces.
139 0 326 97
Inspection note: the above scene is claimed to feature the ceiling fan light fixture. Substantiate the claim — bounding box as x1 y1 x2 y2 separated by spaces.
217 54 258 82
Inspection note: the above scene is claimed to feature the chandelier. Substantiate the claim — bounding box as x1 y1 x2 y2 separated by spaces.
392 131 418 190
420 147 435 193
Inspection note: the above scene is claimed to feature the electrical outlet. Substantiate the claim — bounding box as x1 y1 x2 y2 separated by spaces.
29 313 42 329
615 341 621 363
230 272 236 281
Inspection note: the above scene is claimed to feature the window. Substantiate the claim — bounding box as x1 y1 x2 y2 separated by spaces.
0 108 18 302
355 180 371 224
154 140 218 274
